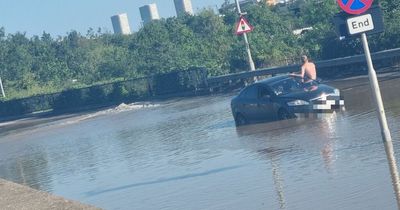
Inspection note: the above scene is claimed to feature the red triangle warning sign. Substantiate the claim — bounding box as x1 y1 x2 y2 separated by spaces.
235 16 254 35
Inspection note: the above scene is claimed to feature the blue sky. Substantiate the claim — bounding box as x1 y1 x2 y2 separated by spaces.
0 0 227 37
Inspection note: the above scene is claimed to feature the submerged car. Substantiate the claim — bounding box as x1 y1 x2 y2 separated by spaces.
231 75 344 126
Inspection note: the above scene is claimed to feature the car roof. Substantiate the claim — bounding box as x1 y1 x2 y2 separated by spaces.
256 75 291 86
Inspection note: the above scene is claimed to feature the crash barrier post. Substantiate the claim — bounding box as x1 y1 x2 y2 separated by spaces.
0 77 5 98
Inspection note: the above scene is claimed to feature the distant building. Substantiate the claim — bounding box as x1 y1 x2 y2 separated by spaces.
110 13 131 35
292 26 313 35
220 0 295 12
276 0 304 14
139 3 160 25
219 0 263 13
174 0 194 17
262 0 279 6
263 0 299 6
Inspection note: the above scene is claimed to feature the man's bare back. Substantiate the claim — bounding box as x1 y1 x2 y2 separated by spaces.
292 55 317 81
301 61 316 80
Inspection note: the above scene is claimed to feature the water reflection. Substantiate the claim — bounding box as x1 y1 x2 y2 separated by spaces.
0 147 53 192
258 147 288 210
318 114 339 172
234 113 341 209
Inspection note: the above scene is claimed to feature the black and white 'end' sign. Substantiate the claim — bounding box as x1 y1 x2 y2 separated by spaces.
347 14 374 35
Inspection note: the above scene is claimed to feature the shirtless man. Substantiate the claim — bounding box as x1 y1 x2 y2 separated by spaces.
292 55 316 82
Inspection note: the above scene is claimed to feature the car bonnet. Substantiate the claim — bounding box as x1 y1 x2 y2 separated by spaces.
276 84 336 101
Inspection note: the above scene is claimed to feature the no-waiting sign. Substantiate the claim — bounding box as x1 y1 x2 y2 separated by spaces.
235 16 253 35
337 0 374 15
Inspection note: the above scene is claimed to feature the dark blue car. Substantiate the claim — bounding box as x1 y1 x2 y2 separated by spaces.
230 75 344 126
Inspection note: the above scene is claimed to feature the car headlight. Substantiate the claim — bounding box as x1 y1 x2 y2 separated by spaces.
287 100 309 106
333 88 340 96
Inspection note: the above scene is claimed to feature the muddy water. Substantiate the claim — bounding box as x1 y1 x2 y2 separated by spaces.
0 73 400 210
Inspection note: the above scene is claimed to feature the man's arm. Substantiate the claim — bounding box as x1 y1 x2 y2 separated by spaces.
290 65 305 78
299 65 305 78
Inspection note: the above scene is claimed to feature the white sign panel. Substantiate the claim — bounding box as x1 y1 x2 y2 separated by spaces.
347 14 374 35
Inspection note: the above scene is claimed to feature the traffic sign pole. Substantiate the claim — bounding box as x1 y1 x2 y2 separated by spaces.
243 33 256 72
361 33 400 207
235 0 255 73
336 0 400 206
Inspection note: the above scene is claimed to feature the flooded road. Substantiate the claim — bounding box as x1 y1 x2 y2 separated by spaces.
0 72 400 210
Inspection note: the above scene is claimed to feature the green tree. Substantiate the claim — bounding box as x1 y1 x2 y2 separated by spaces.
1 0 400 100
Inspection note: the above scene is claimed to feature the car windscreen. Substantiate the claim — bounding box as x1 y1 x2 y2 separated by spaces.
269 77 318 96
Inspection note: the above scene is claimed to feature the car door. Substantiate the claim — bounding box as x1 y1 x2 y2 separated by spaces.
254 85 275 122
238 85 259 121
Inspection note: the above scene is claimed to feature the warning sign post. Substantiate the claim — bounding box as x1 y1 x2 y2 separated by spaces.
234 0 255 74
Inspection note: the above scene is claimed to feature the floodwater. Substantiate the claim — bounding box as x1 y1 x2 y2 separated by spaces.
0 72 400 210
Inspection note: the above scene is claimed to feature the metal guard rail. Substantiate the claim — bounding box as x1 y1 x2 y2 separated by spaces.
207 47 400 85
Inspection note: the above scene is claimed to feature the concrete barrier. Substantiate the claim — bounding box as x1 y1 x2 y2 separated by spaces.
0 178 100 210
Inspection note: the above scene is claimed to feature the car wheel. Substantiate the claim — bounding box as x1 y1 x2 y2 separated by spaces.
278 108 292 120
235 113 247 126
